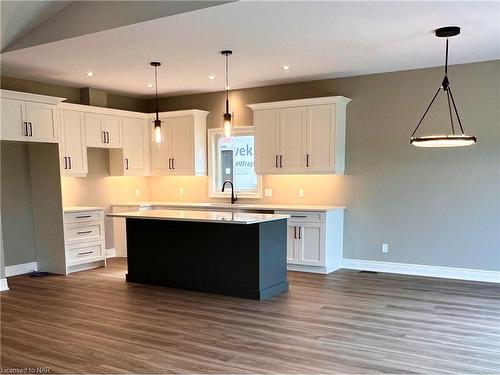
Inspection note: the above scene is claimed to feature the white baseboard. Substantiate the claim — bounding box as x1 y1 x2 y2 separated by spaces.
341 258 500 284
5 261 38 277
0 278 9 291
287 264 340 274
106 248 116 258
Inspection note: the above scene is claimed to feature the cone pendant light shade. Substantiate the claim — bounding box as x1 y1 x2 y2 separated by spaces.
410 26 476 148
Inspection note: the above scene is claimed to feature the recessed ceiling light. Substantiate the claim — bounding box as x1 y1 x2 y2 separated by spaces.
208 75 216 80
86 71 94 77
281 65 291 71
147 83 153 88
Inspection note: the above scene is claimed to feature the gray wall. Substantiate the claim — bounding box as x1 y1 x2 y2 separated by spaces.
149 61 500 271
1 143 37 265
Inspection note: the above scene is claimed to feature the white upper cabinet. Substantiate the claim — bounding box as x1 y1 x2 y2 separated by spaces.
0 90 64 143
110 117 149 176
59 109 88 177
254 109 280 174
150 110 208 176
85 113 122 148
248 96 350 175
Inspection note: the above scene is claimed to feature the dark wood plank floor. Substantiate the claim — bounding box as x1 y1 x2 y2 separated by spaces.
2 258 500 374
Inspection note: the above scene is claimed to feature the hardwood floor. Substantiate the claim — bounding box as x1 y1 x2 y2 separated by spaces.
2 258 500 374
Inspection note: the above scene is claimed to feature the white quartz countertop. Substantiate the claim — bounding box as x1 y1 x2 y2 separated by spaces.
111 201 344 212
107 209 289 224
64 206 104 213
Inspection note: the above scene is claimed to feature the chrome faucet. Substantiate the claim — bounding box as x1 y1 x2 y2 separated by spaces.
222 180 238 204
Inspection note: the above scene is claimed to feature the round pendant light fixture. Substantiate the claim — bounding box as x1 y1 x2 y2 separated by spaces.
221 50 233 137
409 26 476 148
150 61 162 144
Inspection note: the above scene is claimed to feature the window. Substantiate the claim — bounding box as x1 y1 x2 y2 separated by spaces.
208 127 262 198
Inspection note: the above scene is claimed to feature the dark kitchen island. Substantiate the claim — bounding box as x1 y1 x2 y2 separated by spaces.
108 209 289 300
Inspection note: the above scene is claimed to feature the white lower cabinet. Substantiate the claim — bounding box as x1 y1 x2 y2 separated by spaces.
64 208 106 273
277 209 344 274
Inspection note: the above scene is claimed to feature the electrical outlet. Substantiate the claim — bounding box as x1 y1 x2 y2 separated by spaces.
179 187 184 196
264 188 273 197
382 243 389 253
298 189 305 198
135 188 140 196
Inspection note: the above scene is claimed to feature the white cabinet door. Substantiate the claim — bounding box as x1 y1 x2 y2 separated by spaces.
280 107 306 172
0 98 27 141
254 109 280 174
296 223 324 267
122 117 148 175
103 115 122 148
60 110 87 176
287 224 298 263
169 116 194 175
85 113 105 147
307 105 335 172
151 124 171 175
25 102 58 143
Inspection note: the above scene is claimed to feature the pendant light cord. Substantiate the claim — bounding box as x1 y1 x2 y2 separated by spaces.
154 65 159 122
225 52 229 114
444 38 449 76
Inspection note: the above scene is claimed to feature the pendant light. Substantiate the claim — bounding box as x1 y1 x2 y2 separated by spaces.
150 61 162 144
410 26 476 148
221 50 233 137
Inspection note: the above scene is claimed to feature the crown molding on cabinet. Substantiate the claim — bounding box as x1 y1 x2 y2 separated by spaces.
59 102 149 119
0 89 66 104
247 96 351 110
152 109 210 119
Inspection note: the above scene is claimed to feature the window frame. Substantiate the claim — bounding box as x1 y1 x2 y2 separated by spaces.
208 126 262 199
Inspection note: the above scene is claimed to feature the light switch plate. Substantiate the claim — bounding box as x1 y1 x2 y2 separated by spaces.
298 189 305 198
382 243 389 253
179 187 184 196
264 188 273 197
135 188 140 196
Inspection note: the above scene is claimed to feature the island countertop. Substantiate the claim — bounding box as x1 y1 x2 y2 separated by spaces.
108 209 289 225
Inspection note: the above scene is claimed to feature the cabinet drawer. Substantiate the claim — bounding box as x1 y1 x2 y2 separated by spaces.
65 210 103 224
67 242 104 266
275 211 325 223
65 222 104 245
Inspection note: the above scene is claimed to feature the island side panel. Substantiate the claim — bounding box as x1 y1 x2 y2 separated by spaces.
258 219 289 298
125 218 264 298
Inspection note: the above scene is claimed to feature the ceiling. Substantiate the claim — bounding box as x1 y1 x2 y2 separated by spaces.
1 1 499 97
0 0 72 52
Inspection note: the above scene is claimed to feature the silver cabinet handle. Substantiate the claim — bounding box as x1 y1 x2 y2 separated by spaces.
23 122 28 136
77 251 93 256
76 215 91 219
280 155 283 168
68 156 72 169
168 158 171 169
107 131 110 144
306 154 310 167
28 122 33 137
172 158 174 169
298 227 302 239
77 230 92 235
293 226 297 239
102 131 106 143
275 155 279 168
63 157 68 169
125 158 129 170
291 215 307 218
